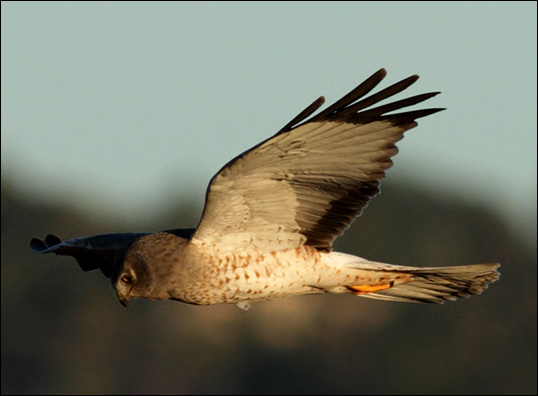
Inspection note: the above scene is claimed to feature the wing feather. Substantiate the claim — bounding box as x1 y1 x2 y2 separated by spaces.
192 69 444 252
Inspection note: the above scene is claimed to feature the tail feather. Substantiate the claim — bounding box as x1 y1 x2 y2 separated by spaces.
356 263 500 304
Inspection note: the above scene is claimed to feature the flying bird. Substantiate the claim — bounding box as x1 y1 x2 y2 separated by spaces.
31 69 500 309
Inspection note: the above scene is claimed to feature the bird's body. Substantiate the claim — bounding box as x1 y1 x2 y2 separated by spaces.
31 69 500 308
110 231 498 307
179 241 329 305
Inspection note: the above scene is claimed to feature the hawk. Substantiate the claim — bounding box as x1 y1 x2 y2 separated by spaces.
31 69 500 309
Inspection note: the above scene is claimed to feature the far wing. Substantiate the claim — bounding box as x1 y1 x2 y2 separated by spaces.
192 69 443 252
31 233 151 277
30 228 195 277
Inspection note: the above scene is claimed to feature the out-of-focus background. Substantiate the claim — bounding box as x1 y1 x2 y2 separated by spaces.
2 2 536 395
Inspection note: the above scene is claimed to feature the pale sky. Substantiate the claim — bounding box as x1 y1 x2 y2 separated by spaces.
2 2 537 242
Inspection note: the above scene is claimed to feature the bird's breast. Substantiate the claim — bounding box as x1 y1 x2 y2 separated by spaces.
175 244 330 305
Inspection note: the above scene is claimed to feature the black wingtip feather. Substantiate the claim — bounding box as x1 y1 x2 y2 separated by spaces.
45 234 62 247
338 74 422 117
30 237 47 253
278 96 326 134
31 234 63 253
312 68 389 120
356 92 441 118
282 69 441 133
381 108 445 122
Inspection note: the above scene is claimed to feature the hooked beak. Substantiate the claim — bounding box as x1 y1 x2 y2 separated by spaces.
117 291 131 307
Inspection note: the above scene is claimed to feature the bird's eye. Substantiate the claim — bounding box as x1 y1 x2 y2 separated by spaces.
121 274 134 284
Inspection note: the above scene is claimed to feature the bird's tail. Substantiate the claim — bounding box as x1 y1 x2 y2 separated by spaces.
342 260 500 303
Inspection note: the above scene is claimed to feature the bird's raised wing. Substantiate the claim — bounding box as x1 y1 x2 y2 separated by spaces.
192 69 444 252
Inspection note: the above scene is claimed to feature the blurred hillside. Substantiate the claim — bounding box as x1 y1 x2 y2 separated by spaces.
1 180 536 395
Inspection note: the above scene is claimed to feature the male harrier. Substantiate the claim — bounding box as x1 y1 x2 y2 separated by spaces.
31 69 500 308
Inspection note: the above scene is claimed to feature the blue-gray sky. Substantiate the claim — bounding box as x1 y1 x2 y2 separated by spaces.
2 2 536 242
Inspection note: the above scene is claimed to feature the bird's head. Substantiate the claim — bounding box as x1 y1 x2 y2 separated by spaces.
111 232 189 307
113 247 152 307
